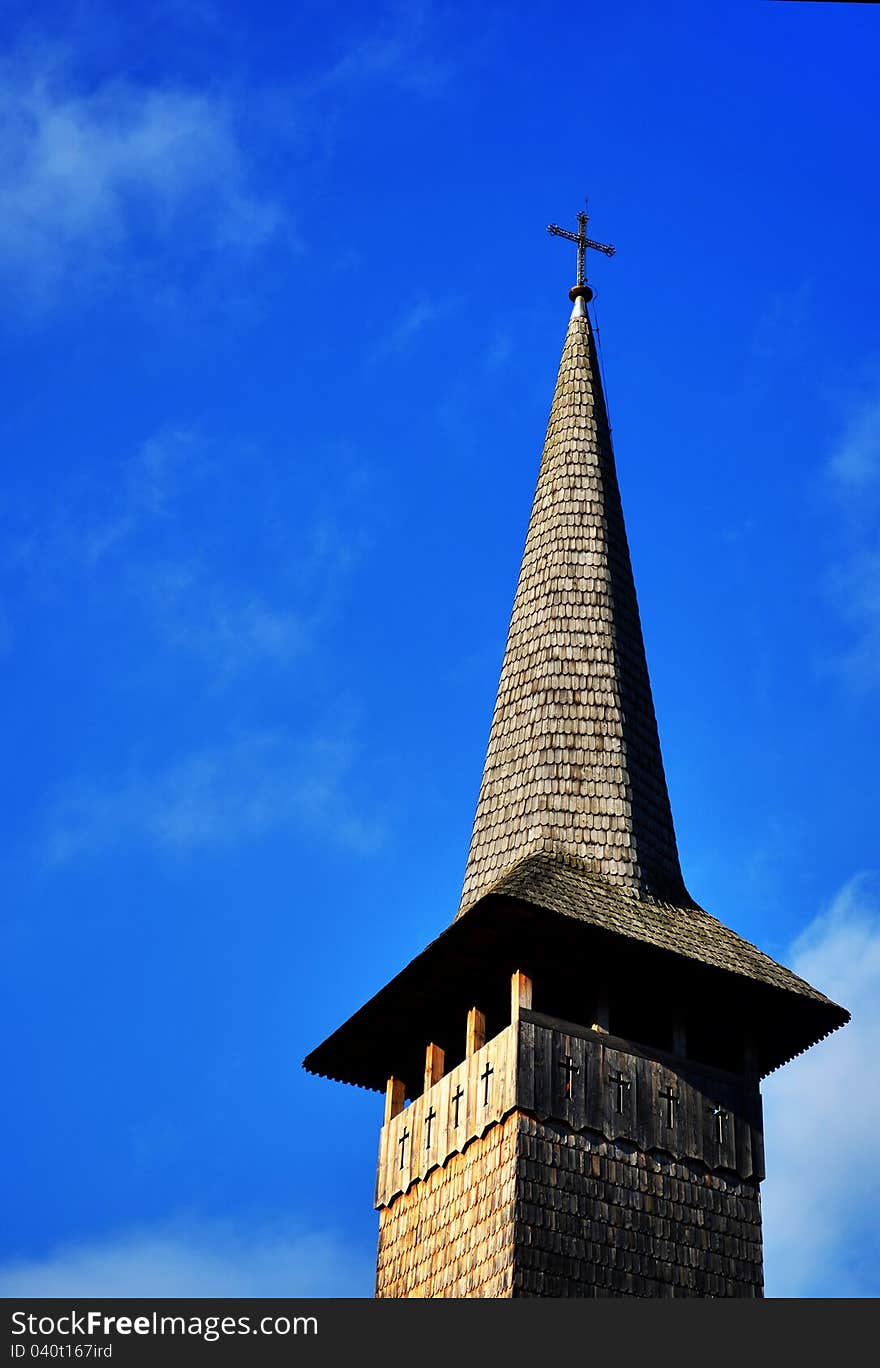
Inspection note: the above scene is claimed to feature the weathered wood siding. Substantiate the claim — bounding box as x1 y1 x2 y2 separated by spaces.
376 1114 517 1298
376 1025 517 1208
375 1011 765 1297
519 1012 764 1180
513 1116 763 1297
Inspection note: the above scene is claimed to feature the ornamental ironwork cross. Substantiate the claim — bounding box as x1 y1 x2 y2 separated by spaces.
609 1070 631 1112
397 1126 410 1169
481 1059 494 1107
451 1084 464 1129
560 1054 579 1098
659 1085 679 1128
424 1105 436 1150
547 206 616 288
710 1105 729 1146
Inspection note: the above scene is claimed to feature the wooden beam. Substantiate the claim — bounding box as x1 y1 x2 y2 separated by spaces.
423 1043 445 1093
510 970 533 1021
384 1076 405 1125
466 1007 487 1057
672 1020 687 1057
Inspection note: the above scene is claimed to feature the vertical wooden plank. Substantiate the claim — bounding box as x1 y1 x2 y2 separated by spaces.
424 1042 445 1094
511 969 533 1021
465 1037 478 1136
653 1060 677 1154
533 1023 553 1119
406 1096 420 1190
494 1031 511 1122
687 1073 704 1165
518 1018 535 1112
584 1032 604 1133
634 1053 653 1152
750 1088 766 1181
389 1108 409 1198
604 1043 635 1142
733 1083 753 1180
719 1080 738 1172
552 1030 572 1128
676 1068 690 1161
570 1033 587 1132
384 1076 406 1126
375 1124 387 1208
466 1007 487 1057
432 1072 450 1169
703 1084 722 1169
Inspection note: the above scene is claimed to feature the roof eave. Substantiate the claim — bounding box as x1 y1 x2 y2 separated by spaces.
302 891 849 1093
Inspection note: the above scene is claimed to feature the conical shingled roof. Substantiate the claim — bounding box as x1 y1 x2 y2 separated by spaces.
459 295 688 913
302 285 849 1095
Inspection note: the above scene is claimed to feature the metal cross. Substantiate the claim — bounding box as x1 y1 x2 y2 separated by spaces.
451 1084 464 1129
560 1054 579 1098
659 1085 679 1128
397 1126 410 1169
480 1059 494 1107
609 1070 631 1112
710 1105 729 1146
547 206 616 288
424 1105 436 1150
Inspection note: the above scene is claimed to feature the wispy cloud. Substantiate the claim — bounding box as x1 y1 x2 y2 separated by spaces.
44 726 384 864
827 396 880 494
763 873 880 1297
0 51 286 308
826 550 880 691
366 294 458 368
319 2 459 97
0 1219 373 1296
823 391 880 689
140 563 310 672
6 425 371 677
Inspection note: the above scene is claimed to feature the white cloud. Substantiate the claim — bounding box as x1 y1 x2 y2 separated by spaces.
45 727 384 863
762 874 880 1296
0 1220 373 1297
0 54 285 305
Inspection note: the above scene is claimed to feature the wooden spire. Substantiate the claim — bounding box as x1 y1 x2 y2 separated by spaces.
459 298 688 912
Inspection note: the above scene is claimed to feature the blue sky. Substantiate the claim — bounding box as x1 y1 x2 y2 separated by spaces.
2 0 878 1298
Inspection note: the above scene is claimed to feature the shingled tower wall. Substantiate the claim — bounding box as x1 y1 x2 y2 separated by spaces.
373 973 765 1298
304 264 848 1299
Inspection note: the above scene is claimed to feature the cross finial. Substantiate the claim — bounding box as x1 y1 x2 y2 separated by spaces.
547 201 615 300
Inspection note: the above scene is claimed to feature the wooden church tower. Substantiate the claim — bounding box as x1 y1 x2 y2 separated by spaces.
304 210 849 1297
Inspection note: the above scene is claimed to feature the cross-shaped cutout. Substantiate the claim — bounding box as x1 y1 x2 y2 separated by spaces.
424 1105 436 1150
609 1070 631 1112
451 1084 464 1129
397 1126 410 1170
710 1105 729 1146
560 1054 579 1098
481 1059 494 1107
659 1085 679 1128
